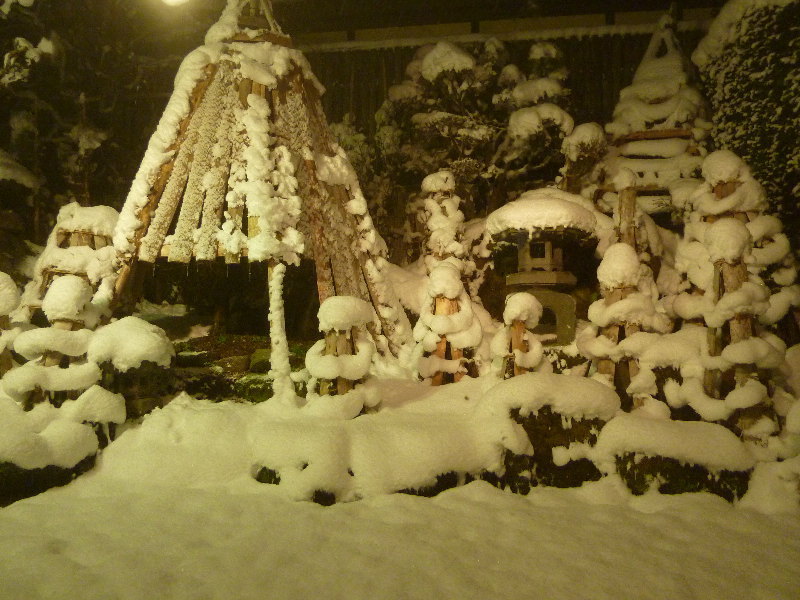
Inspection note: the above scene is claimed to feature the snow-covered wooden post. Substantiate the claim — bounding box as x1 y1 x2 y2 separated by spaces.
413 170 481 385
491 292 546 379
306 296 375 398
238 93 304 404
0 272 20 376
581 243 671 409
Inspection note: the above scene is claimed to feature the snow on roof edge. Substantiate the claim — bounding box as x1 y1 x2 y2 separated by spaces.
300 20 711 54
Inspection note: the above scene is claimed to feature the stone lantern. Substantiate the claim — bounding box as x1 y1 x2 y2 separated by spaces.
486 188 598 345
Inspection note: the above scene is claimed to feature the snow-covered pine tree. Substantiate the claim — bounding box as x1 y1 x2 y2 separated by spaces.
413 171 482 385
692 0 800 249
491 41 576 204
374 37 586 230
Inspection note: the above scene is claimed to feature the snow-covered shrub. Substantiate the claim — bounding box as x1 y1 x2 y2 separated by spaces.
490 293 547 379
594 414 755 501
304 296 376 419
414 262 482 384
482 372 620 490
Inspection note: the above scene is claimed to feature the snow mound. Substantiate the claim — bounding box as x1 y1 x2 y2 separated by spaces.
701 149 749 185
704 218 751 263
42 275 93 322
420 41 475 82
421 169 456 194
87 316 174 371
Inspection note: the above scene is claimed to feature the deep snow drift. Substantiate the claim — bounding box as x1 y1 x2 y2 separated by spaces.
1 380 799 600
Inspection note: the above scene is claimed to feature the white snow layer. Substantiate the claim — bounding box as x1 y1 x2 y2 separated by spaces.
597 243 641 289
595 414 756 472
0 380 798 598
0 271 20 316
483 372 620 421
317 296 375 332
502 292 543 327
87 317 174 371
420 41 475 82
486 187 597 236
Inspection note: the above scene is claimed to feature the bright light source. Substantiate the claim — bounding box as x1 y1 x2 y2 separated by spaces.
161 0 192 6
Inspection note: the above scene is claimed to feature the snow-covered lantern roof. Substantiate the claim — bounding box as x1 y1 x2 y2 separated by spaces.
486 188 598 288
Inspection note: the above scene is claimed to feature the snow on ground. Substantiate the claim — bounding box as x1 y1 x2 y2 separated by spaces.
1 380 799 600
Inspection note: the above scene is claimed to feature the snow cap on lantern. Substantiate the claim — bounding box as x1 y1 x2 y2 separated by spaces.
486 187 597 239
317 296 375 333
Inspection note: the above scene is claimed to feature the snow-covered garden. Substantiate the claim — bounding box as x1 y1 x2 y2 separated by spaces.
1 0 799 598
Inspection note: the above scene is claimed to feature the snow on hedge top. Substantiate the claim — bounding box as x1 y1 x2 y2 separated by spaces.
482 372 620 421
421 170 456 194
595 414 756 472
597 243 641 289
56 202 119 237
503 292 542 327
420 42 475 82
42 275 93 321
317 296 374 332
0 148 41 189
692 0 793 68
486 187 596 237
0 271 20 316
87 316 174 371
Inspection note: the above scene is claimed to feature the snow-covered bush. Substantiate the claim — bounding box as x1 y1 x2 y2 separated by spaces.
304 296 376 419
490 293 547 379
482 372 620 490
373 37 583 230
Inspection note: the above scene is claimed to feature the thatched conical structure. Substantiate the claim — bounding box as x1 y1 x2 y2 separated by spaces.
113 0 410 356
